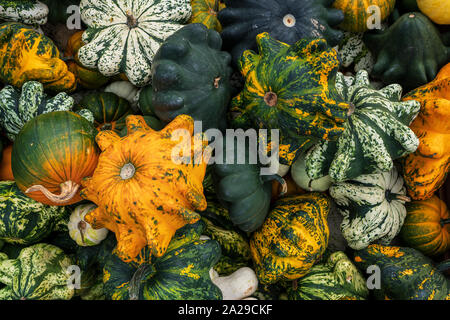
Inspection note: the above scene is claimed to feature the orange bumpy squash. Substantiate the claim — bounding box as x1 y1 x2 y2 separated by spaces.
402 63 450 200
80 115 211 263
0 22 76 92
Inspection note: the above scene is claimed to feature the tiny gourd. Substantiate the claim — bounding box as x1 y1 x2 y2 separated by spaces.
68 203 109 247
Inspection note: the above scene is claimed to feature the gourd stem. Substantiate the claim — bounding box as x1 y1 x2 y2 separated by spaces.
395 195 411 202
25 181 79 204
436 260 450 273
440 219 450 226
129 264 154 300
262 174 287 196
78 220 86 245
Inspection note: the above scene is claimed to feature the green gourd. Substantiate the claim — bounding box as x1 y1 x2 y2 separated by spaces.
0 0 49 25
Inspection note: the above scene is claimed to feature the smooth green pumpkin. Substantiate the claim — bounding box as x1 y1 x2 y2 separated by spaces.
0 81 74 141
305 70 420 182
103 221 223 300
354 244 450 300
151 23 232 132
231 32 350 165
287 251 369 300
364 12 450 91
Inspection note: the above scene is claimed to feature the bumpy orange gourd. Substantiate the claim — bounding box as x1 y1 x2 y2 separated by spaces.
402 63 450 200
80 115 211 263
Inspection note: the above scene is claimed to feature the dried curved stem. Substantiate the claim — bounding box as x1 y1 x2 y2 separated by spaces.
25 180 80 204
395 195 411 202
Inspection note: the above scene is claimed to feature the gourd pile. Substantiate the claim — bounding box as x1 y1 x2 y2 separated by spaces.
0 0 448 301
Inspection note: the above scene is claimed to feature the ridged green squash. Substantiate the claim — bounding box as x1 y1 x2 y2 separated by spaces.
103 221 223 300
231 32 350 166
287 251 369 300
0 81 74 141
250 193 330 284
76 92 133 134
305 70 420 182
0 181 67 245
0 243 74 300
329 167 409 250
354 244 450 300
150 23 232 132
364 12 450 91
218 0 344 66
0 0 49 25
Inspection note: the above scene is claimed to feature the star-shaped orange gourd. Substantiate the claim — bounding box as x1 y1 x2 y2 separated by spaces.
80 115 210 263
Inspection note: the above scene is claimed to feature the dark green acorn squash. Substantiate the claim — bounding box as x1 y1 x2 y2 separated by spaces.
218 0 344 65
103 221 223 300
0 181 67 245
150 23 232 132
231 32 350 166
354 244 450 300
364 12 450 91
76 92 133 134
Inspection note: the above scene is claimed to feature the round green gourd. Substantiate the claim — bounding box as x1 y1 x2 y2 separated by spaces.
103 221 223 300
287 251 369 300
0 81 74 141
150 23 232 132
305 70 420 182
291 152 332 192
0 181 67 245
0 243 74 300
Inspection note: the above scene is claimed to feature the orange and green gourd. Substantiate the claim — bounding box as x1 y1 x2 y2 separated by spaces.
80 114 211 264
189 0 225 32
332 0 396 32
400 196 450 257
231 32 350 166
0 22 76 93
402 63 450 200
250 193 330 284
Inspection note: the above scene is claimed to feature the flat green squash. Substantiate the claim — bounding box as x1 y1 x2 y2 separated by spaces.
305 70 420 182
0 243 74 300
103 221 223 300
231 32 350 165
287 251 369 300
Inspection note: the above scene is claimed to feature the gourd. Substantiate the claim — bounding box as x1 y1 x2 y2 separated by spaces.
151 23 232 132
0 145 13 180
103 221 223 300
212 138 286 233
68 203 108 247
218 0 344 65
305 70 420 182
336 31 374 73
0 181 67 245
76 92 133 134
332 0 395 32
210 267 258 300
401 63 450 200
78 0 192 87
0 22 76 92
80 115 210 263
329 167 410 250
11 111 99 206
271 174 305 202
287 251 369 300
65 30 109 90
0 0 49 25
250 193 330 284
417 0 450 24
400 196 450 257
0 243 74 300
40 0 80 25
291 152 332 192
364 12 450 91
231 32 350 166
0 81 74 141
189 0 225 32
104 81 139 108
354 244 450 300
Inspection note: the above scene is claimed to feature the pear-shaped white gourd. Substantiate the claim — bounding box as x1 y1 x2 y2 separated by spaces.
105 81 139 110
291 153 332 192
68 204 108 246
210 267 258 300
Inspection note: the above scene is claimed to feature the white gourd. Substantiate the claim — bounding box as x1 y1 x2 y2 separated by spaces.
210 267 258 300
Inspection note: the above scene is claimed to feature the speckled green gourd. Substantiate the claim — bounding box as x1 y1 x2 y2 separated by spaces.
337 32 374 73
287 251 369 300
103 221 223 300
306 70 420 182
0 243 74 300
0 0 48 25
0 81 74 141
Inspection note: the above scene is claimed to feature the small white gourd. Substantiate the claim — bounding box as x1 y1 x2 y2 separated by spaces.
68 204 108 246
210 267 258 300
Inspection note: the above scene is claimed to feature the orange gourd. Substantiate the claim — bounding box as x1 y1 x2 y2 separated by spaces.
80 115 211 263
402 63 450 200
0 144 13 181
